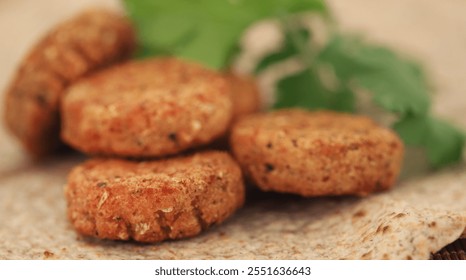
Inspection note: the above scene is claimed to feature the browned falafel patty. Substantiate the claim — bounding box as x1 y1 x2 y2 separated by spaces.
4 8 136 157
65 151 245 243
61 58 233 158
230 109 404 197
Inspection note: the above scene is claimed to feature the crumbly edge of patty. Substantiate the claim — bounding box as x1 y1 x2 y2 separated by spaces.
60 58 233 158
230 109 404 196
65 151 245 242
3 9 136 157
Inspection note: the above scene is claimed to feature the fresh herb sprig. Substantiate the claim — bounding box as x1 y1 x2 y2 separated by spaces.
123 0 326 69
122 0 465 168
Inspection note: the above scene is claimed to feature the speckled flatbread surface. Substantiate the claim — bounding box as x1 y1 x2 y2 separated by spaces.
3 8 135 157
65 151 245 243
61 58 232 158
231 109 404 196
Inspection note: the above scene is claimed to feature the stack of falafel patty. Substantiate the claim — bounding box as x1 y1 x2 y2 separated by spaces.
4 9 404 243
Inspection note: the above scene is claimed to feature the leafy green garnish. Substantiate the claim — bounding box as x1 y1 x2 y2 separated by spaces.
254 28 311 73
122 0 464 168
275 68 355 112
123 0 326 69
257 32 431 115
317 35 431 116
394 116 465 168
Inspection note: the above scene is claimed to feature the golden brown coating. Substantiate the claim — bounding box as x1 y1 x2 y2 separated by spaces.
65 151 245 243
225 72 261 121
61 58 233 158
230 109 404 197
3 9 136 157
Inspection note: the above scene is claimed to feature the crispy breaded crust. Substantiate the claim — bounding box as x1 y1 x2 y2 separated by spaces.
4 9 136 157
61 58 233 158
65 151 245 243
230 109 404 197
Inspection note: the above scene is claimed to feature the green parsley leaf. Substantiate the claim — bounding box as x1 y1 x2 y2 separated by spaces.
255 28 310 73
123 0 326 69
394 116 465 168
275 68 355 112
317 35 431 115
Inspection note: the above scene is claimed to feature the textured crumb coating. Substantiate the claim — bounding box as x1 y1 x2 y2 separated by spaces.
61 58 233 158
4 8 136 157
65 151 245 243
230 109 404 197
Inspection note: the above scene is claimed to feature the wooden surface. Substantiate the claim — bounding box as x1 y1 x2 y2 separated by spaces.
432 239 466 260
0 0 465 259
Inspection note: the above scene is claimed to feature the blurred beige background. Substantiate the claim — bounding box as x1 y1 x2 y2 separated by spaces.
0 0 465 259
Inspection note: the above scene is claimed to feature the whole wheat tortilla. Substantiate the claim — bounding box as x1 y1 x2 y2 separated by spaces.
0 157 465 259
